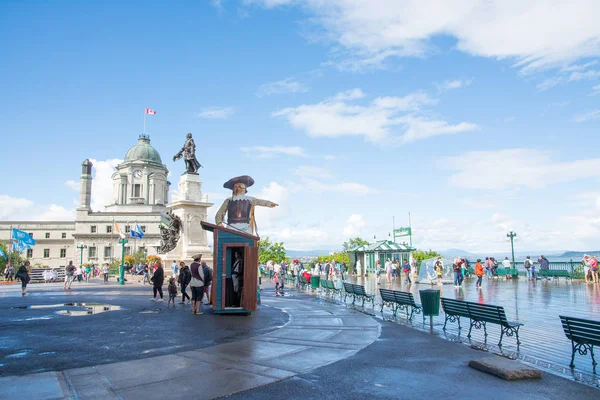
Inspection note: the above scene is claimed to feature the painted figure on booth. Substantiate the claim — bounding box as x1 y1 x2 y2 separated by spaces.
215 175 278 235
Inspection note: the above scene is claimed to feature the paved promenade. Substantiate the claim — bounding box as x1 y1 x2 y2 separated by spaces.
319 274 600 383
0 279 598 399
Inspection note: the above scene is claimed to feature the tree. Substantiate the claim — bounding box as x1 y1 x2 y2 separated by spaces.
412 249 441 265
343 237 369 253
0 243 23 271
146 255 162 265
258 236 287 264
315 252 350 264
124 255 135 266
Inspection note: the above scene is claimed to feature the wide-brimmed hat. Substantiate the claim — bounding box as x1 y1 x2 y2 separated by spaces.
223 175 254 190
191 253 203 261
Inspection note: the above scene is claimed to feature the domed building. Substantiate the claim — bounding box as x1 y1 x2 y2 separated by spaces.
108 135 170 209
0 135 173 268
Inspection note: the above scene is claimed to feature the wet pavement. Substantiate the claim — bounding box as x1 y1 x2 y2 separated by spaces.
0 280 288 376
313 274 600 385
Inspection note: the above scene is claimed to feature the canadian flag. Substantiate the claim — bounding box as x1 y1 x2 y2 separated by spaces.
145 108 156 115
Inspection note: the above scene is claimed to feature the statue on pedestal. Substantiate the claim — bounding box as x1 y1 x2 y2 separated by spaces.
215 175 278 235
173 133 202 174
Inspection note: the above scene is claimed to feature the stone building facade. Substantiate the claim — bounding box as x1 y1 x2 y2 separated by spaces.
0 135 172 268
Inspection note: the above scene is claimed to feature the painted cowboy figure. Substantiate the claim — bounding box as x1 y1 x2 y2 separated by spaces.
173 133 202 174
215 175 278 235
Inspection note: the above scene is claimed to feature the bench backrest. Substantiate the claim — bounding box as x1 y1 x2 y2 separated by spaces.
380 288 396 303
30 268 66 281
466 302 508 324
560 315 600 345
343 282 355 294
441 298 470 317
352 284 368 296
393 290 416 306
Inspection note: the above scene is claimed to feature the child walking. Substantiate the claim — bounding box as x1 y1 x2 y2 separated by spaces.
475 259 484 289
167 278 178 308
274 271 281 294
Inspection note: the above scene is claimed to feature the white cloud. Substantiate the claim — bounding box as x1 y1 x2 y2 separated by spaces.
253 182 289 230
257 78 308 97
573 109 600 123
344 214 367 237
537 65 600 91
241 145 307 158
0 195 74 221
89 158 122 212
444 149 600 190
246 0 600 73
264 227 331 251
298 178 377 196
273 89 477 144
592 84 600 95
197 106 235 119
436 79 473 92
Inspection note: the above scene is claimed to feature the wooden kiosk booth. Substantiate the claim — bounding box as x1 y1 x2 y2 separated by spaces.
201 221 258 315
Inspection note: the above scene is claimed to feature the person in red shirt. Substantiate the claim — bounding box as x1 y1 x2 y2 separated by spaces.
475 259 484 289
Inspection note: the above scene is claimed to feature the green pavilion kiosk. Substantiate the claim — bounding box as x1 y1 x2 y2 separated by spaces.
201 221 258 315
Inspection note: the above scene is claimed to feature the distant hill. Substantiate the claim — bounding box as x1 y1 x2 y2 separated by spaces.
559 251 600 258
287 249 333 257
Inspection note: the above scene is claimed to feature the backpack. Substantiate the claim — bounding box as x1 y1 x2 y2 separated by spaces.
524 259 531 269
202 265 213 286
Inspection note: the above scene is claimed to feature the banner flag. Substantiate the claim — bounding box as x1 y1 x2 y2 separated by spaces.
145 108 157 115
131 223 145 239
114 221 126 239
12 228 36 246
0 247 6 260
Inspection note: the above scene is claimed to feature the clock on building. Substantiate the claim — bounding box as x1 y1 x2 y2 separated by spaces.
133 170 143 179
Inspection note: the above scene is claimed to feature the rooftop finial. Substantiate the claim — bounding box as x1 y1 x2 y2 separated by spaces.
139 134 150 141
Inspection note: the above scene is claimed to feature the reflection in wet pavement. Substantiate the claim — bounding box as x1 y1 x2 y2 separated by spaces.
308 275 600 387
12 303 121 316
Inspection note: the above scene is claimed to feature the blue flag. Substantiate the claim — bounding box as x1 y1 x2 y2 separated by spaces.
12 241 25 253
130 223 145 239
12 228 36 247
0 247 6 260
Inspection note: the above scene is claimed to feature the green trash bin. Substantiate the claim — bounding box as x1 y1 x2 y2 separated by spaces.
419 289 440 316
311 275 320 290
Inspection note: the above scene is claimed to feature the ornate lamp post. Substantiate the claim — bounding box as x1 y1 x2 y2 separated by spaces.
119 238 128 285
507 231 517 266
76 243 87 267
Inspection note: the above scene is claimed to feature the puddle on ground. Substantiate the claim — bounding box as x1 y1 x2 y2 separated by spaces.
12 303 121 316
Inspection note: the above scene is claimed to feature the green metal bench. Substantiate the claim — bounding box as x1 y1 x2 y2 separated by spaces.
379 288 399 316
392 290 422 320
327 279 342 296
539 269 572 280
495 268 518 277
467 302 522 347
343 283 374 307
560 315 600 373
298 275 309 289
441 297 470 330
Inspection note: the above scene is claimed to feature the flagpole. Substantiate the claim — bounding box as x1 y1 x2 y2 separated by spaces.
143 109 146 135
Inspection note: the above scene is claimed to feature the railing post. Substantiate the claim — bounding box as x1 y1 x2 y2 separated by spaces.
570 258 573 278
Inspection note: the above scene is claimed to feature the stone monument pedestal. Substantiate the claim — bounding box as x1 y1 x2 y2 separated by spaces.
165 173 214 266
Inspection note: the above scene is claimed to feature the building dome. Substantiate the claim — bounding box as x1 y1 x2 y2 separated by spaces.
124 135 163 164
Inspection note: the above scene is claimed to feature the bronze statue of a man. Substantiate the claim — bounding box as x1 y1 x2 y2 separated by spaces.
173 133 202 174
215 175 278 235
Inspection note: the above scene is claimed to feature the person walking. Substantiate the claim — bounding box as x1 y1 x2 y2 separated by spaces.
85 264 92 283
484 257 492 279
411 258 418 282
356 259 362 277
475 259 484 288
4 262 14 281
324 262 331 281
15 261 31 296
142 263 151 285
538 255 550 281
453 259 462 287
150 260 165 302
524 256 534 281
76 266 83 283
502 257 512 280
178 262 191 304
403 259 412 284
385 259 392 283
590 256 599 284
167 278 178 308
582 255 591 283
189 255 205 314
201 261 212 305
102 263 109 283
391 260 397 280
64 261 76 289
171 260 178 279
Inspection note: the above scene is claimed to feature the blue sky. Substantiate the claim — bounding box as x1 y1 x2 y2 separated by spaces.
1 0 600 252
